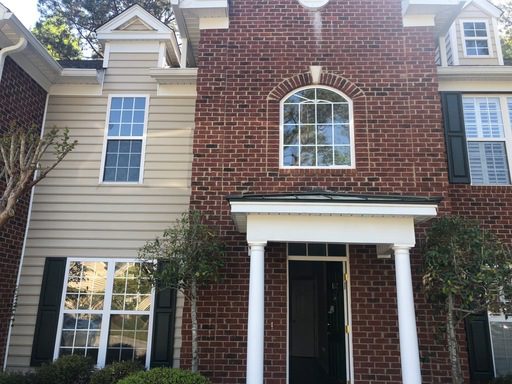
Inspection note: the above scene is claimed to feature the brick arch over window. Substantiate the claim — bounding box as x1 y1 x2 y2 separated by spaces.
267 71 365 101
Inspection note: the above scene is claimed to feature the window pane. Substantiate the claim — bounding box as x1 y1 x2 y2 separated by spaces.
468 142 510 185
463 98 503 139
107 315 149 364
301 104 315 124
334 104 349 124
282 88 352 167
334 125 350 144
301 146 316 166
283 104 299 125
284 125 299 145
308 243 326 256
134 97 146 109
111 97 122 109
317 88 345 103
109 110 121 124
300 125 315 145
123 98 134 109
328 243 347 256
283 146 299 166
103 140 142 182
317 104 332 124
334 146 351 166
288 243 307 256
317 146 333 166
490 321 512 376
317 125 333 145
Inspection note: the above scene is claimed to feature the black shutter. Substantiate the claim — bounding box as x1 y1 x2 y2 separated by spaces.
150 285 177 367
30 257 67 366
441 92 471 184
465 313 494 380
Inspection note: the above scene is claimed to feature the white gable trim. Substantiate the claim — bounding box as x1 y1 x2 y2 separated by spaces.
464 0 502 18
96 4 172 37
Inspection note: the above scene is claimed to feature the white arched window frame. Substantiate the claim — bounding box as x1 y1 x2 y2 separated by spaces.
279 86 355 169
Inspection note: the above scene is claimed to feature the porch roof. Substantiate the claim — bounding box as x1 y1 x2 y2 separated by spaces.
227 192 441 245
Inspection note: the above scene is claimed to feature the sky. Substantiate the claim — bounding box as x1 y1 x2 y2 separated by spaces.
0 0 510 31
1 0 39 29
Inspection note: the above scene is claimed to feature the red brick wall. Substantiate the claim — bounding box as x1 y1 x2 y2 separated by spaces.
0 57 47 366
185 0 456 382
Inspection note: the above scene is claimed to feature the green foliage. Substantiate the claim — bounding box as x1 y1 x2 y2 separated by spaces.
32 16 81 60
500 2 512 62
36 0 174 58
35 355 94 384
117 368 210 384
0 372 36 384
90 361 144 384
139 210 225 295
423 216 512 319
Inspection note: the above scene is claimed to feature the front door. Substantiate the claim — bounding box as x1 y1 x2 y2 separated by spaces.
289 260 348 384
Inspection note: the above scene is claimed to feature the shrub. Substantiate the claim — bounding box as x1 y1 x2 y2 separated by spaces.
118 367 209 384
90 361 144 384
493 376 512 384
0 372 35 384
35 355 94 384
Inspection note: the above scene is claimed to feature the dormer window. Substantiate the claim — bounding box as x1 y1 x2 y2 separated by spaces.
461 20 491 57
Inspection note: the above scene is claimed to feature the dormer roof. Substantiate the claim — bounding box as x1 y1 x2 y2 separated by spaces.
463 0 502 18
96 4 174 41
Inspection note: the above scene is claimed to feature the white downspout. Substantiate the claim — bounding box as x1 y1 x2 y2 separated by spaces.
0 37 27 80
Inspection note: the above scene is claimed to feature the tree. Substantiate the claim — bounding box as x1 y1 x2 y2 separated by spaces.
499 1 512 62
423 216 512 384
0 124 77 229
32 16 82 60
36 0 174 58
138 211 224 372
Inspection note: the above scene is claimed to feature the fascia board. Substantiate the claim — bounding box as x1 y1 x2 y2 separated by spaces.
229 201 438 219
96 5 172 35
466 0 502 18
0 12 61 74
437 66 512 81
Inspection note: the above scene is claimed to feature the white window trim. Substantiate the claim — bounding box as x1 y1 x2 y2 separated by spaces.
53 258 155 368
285 243 353 384
99 94 149 185
460 19 493 58
462 95 512 186
279 85 356 170
488 312 512 377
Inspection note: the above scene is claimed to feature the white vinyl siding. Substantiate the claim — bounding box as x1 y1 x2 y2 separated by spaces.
462 97 512 185
6 46 194 370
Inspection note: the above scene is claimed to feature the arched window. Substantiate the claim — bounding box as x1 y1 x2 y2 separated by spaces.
281 86 354 168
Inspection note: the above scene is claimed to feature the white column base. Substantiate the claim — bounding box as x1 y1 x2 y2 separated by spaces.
246 242 266 384
393 245 422 384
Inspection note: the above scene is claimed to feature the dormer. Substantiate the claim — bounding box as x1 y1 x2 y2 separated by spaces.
96 4 181 69
439 0 503 66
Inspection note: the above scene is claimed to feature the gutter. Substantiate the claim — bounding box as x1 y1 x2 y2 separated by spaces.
0 37 27 79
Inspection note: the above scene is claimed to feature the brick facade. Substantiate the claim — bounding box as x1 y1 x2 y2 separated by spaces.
183 0 462 382
0 57 47 365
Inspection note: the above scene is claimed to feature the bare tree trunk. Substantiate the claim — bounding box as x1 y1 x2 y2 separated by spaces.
447 294 464 384
191 278 199 373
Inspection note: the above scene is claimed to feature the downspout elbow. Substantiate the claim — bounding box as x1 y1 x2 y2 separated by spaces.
0 37 28 80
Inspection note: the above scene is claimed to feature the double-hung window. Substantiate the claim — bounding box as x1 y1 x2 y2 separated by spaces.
462 96 512 185
101 96 148 183
281 87 354 168
461 20 491 57
54 260 153 367
488 312 512 377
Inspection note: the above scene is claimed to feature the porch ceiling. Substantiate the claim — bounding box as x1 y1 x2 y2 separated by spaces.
227 192 441 246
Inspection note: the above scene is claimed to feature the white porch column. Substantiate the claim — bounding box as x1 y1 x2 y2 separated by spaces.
393 245 422 384
246 242 266 384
